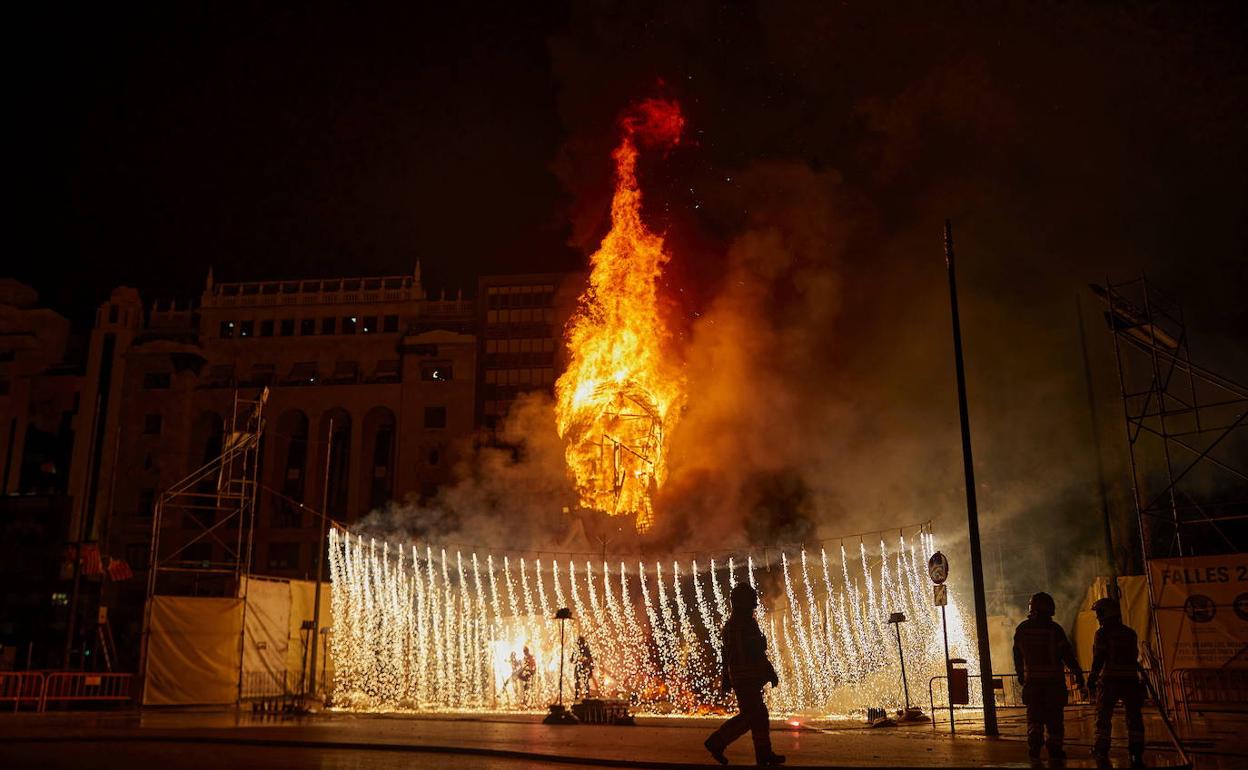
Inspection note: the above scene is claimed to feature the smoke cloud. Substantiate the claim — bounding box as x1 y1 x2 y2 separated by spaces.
362 2 1246 642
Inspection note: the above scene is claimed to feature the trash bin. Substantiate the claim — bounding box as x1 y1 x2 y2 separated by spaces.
948 658 970 705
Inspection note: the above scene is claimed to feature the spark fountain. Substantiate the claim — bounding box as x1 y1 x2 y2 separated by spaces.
328 523 978 716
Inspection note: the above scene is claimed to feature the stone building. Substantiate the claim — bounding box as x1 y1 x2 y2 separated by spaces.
0 266 581 669
0 280 83 669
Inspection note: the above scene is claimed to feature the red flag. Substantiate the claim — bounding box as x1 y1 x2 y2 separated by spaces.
107 557 134 582
81 543 104 577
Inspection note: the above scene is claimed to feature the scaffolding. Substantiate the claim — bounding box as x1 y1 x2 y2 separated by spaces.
138 387 267 701
1094 277 1248 687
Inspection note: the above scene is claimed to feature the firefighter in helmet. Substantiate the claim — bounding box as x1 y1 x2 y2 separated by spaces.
1089 597 1146 767
1013 591 1084 764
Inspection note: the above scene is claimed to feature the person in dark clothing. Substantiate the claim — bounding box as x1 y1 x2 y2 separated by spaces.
1013 591 1085 765
573 635 595 699
705 583 785 767
1088 597 1146 768
518 646 537 706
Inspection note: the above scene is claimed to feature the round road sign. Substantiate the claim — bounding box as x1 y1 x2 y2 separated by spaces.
928 551 949 585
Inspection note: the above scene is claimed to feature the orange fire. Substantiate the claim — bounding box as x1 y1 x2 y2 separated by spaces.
554 98 686 532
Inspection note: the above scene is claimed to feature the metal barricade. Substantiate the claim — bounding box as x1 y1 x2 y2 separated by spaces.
0 671 46 712
39 672 133 712
1170 667 1248 725
928 672 1090 729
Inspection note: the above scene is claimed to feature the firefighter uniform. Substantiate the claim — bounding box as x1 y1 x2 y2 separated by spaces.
1013 594 1083 761
1089 604 1145 763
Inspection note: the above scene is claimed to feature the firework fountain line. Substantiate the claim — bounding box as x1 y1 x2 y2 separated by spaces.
327 520 981 716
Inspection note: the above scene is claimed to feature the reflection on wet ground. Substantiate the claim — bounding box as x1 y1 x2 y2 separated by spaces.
0 704 1243 768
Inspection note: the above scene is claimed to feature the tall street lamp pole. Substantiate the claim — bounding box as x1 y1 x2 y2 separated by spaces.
944 220 999 736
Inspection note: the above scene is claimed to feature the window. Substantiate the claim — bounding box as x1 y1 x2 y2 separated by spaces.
383 315 399 333
321 317 336 335
421 363 452 381
239 320 254 338
342 316 357 334
219 321 235 339
143 372 171 389
267 543 300 571
108 304 119 323
245 363 276 386
143 414 162 435
280 318 295 336
138 488 156 517
362 316 377 334
301 318 316 336
259 319 274 337
424 406 447 429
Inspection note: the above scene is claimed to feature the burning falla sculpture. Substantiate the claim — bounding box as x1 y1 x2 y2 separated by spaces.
554 99 686 532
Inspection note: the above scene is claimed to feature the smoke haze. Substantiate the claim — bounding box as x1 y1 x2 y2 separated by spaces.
355 2 1246 636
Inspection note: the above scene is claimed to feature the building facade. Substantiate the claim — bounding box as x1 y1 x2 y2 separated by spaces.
0 280 83 669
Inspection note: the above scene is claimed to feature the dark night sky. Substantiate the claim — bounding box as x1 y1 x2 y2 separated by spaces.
12 1 1248 354
10 0 1248 574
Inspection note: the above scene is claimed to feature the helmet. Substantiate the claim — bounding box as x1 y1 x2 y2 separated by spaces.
1091 597 1122 621
1028 592 1056 617
730 583 759 612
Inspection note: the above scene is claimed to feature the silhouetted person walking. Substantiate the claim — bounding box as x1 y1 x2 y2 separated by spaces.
705 583 785 767
1014 591 1084 766
1088 597 1146 768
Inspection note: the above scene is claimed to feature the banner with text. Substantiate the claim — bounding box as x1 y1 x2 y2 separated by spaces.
1150 554 1248 671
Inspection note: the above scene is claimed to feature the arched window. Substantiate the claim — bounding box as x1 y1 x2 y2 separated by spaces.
272 410 309 527
362 407 397 511
190 412 224 525
320 409 352 520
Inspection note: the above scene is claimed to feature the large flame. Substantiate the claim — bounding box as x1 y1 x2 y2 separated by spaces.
554 98 686 532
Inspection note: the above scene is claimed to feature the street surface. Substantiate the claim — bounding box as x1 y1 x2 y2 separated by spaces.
1 705 1243 768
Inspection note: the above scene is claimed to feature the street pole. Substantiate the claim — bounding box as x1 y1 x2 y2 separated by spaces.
308 418 333 698
894 621 911 710
944 220 999 736
941 604 954 733
1077 294 1120 595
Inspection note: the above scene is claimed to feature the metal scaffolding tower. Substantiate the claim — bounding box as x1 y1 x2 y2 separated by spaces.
1093 277 1248 687
1094 278 1248 558
138 387 267 700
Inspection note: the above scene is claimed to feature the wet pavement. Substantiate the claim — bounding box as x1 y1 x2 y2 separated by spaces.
0 705 1243 768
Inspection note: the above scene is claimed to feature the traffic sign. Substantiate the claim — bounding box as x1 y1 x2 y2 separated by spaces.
934 584 948 606
928 551 949 584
